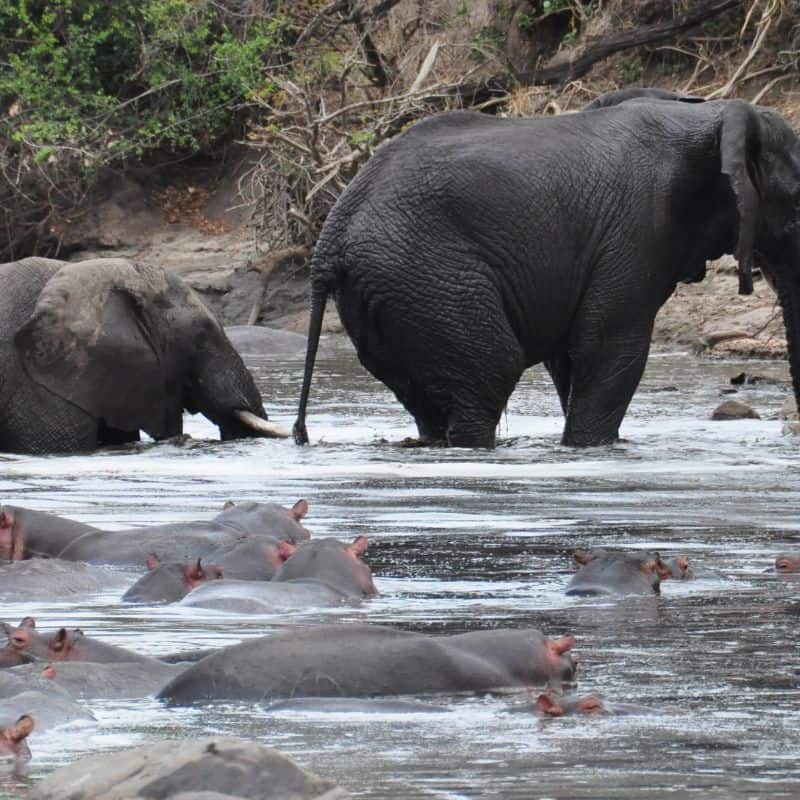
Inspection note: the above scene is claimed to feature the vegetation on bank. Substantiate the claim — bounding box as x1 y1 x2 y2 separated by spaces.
0 0 797 262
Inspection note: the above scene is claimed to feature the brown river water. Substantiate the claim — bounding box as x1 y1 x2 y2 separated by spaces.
1 338 799 799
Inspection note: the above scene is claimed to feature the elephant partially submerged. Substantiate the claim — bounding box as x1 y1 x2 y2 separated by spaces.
0 257 287 453
295 94 800 447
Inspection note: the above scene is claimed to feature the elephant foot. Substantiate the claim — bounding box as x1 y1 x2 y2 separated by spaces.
398 436 448 449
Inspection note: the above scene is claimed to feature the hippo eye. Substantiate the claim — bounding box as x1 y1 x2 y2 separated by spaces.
579 698 604 713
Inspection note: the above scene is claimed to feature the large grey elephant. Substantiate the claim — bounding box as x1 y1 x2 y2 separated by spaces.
0 257 287 453
294 93 800 447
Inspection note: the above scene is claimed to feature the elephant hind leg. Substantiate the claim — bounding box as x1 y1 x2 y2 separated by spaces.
563 323 653 447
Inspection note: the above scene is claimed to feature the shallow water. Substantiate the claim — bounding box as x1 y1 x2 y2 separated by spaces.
2 339 800 799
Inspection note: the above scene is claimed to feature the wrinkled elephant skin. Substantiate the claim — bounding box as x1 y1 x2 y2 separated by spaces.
294 95 800 449
0 257 287 454
158 624 576 704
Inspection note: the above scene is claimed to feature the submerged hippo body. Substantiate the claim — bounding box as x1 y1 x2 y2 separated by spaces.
179 536 377 614
1 500 310 566
0 689 94 729
158 624 576 704
9 661 182 700
566 550 688 597
0 559 129 602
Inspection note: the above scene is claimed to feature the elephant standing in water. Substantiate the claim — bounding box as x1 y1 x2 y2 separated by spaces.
0 257 287 453
295 93 800 447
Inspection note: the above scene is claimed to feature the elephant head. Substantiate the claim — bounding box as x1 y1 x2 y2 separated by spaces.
9 257 287 451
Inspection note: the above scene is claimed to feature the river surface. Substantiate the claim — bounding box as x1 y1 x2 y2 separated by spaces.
1 339 799 799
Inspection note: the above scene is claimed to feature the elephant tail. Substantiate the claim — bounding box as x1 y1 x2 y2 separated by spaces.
293 277 331 445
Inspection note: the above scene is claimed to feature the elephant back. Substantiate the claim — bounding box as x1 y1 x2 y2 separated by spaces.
0 258 64 338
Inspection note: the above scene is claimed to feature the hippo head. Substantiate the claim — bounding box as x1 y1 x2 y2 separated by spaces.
122 555 224 603
536 691 606 717
275 536 378 598
661 556 692 580
0 715 34 760
775 553 800 573
218 498 311 542
7 617 84 662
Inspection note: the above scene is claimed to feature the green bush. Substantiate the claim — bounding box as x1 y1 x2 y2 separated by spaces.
0 0 287 164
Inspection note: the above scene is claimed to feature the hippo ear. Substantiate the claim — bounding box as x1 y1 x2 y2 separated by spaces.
290 499 309 521
145 553 160 570
349 536 369 557
41 664 57 679
536 694 564 717
278 541 297 561
572 550 594 566
50 628 69 652
7 715 34 742
223 500 235 510
13 260 173 435
653 554 672 580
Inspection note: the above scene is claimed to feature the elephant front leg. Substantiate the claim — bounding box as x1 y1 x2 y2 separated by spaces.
562 323 654 447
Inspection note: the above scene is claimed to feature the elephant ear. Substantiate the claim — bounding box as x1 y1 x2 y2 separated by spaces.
720 102 761 296
14 259 173 435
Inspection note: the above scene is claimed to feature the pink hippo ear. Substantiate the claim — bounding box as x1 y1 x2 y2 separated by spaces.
50 628 70 652
548 636 576 656
348 536 369 558
290 499 309 521
4 715 34 743
537 694 564 717
18 617 36 630
572 550 594 566
183 559 210 588
41 664 57 679
278 541 297 561
223 500 236 510
145 553 160 571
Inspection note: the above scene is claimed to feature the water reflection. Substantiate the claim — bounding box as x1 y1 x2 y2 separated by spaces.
1 342 800 798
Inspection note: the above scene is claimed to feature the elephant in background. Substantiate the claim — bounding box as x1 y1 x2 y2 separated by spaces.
0 257 287 453
294 93 800 447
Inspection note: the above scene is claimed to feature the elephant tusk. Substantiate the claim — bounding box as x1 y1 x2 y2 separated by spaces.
234 410 291 439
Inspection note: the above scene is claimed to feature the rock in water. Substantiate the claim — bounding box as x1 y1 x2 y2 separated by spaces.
30 737 348 800
711 400 760 420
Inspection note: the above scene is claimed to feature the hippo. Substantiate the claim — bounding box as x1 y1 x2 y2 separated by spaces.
775 552 800 573
0 687 94 729
0 715 33 761
566 549 689 596
224 325 308 357
158 624 576 704
2 617 158 665
9 661 181 700
122 555 224 604
519 691 645 717
179 536 377 613
0 499 310 566
0 559 129 602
